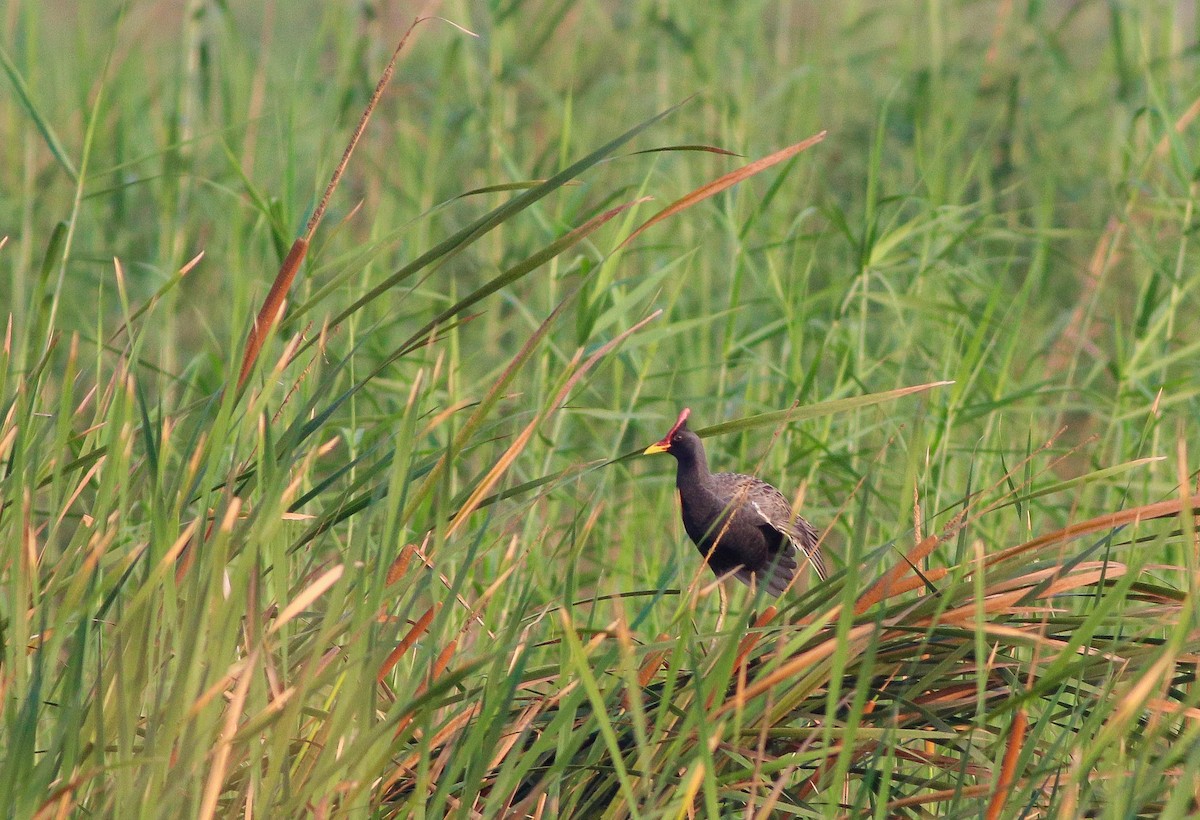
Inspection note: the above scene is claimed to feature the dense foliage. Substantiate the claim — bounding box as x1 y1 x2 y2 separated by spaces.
2 2 1199 816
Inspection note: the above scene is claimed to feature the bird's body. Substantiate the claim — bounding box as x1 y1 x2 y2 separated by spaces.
645 409 827 596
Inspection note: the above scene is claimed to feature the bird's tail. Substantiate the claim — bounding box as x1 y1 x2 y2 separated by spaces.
804 543 829 581
793 516 829 581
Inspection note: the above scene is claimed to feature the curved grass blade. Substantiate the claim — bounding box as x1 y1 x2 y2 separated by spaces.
394 197 648 357
0 45 78 182
619 131 826 249
693 381 954 439
237 18 437 391
288 289 585 551
288 101 689 337
456 180 583 198
445 310 662 536
278 193 633 498
627 144 742 157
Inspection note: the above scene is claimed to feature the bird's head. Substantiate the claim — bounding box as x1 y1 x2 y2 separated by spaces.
643 408 692 456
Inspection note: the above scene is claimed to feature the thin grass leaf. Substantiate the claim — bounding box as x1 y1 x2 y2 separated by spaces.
0 45 78 182
694 381 954 438
290 101 689 336
394 197 649 357
619 131 826 248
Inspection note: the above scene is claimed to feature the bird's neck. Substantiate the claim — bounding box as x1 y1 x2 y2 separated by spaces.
674 445 712 490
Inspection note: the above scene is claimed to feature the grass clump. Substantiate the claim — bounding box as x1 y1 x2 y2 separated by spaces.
2 2 1200 817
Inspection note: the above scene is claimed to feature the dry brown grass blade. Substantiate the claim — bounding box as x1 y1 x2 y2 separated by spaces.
982 560 1116 596
445 310 660 538
618 131 826 249
1154 93 1200 158
198 647 259 820
914 681 1012 711
384 702 484 795
890 745 992 776
987 493 1200 569
268 563 343 635
33 767 99 820
884 784 994 812
403 289 579 528
236 237 308 390
923 565 1125 629
720 605 780 704
1035 563 1126 597
1044 89 1200 385
236 18 431 390
854 493 1195 625
1102 648 1176 739
865 568 948 616
705 611 780 712
985 707 1027 820
714 621 874 717
929 625 1084 665
378 603 442 682
853 533 942 616
487 702 548 774
677 722 725 812
389 635 459 738
386 543 416 586
187 655 253 720
637 633 672 688
408 538 496 640
173 501 218 584
107 251 204 343
1143 694 1200 721
1045 216 1119 375
981 0 1015 78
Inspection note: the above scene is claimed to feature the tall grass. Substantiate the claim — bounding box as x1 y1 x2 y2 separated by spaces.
2 1 1199 816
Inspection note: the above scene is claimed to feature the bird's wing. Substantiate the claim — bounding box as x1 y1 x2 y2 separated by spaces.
777 514 829 581
710 473 829 592
744 483 829 582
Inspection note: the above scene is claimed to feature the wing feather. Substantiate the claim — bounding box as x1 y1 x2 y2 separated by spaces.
710 472 830 594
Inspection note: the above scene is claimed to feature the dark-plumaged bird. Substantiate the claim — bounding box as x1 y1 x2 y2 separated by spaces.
644 408 828 596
